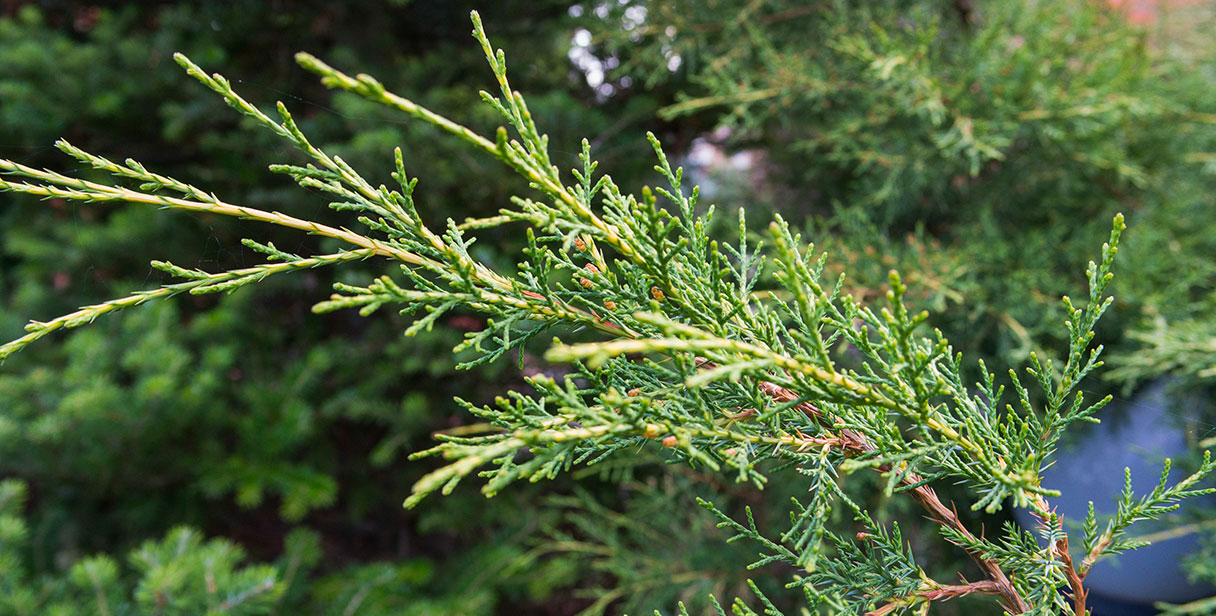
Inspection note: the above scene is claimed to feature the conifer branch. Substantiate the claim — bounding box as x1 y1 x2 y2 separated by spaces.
867 580 1003 616
0 156 428 266
0 249 374 360
1 10 1211 614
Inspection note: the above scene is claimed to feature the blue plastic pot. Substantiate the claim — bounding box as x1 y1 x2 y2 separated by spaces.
1013 379 1214 607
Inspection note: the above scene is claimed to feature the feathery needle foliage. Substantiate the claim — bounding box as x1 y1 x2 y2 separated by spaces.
2 10 1212 614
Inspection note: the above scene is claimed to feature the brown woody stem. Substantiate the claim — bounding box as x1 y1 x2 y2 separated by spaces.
758 381 1030 613
1031 495 1089 616
866 580 1003 616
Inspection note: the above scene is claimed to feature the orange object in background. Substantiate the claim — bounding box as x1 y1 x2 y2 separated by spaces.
1108 0 1209 24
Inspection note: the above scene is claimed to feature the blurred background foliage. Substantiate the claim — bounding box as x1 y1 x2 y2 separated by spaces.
0 0 1214 614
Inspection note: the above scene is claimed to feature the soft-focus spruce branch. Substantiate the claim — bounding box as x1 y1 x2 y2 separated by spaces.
2 10 1213 614
0 478 289 616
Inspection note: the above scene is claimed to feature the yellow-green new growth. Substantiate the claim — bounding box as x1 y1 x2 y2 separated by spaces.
1 11 1209 616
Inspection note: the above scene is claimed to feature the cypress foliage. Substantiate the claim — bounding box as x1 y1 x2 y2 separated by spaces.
4 7 1215 612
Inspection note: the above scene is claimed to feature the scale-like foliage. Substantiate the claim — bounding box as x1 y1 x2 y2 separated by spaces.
2 10 1212 614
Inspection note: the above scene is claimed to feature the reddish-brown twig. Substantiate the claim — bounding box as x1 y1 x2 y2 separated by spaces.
866 580 1003 616
1031 495 1088 616
757 381 1030 613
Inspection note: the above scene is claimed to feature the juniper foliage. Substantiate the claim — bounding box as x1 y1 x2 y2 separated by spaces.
1 10 1213 615
0 5 638 614
584 0 1216 379
587 2 1216 609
